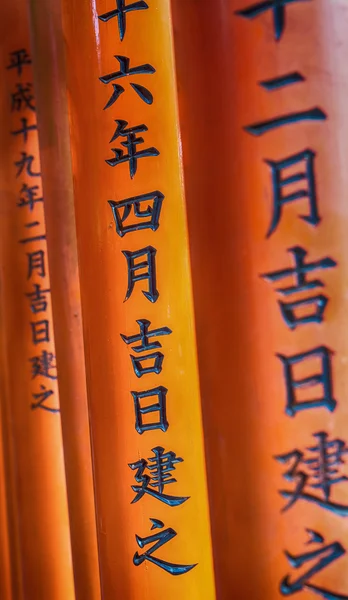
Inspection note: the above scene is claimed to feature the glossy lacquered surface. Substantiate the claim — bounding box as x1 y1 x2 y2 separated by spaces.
57 0 216 597
27 1 102 598
0 1 75 598
172 0 348 598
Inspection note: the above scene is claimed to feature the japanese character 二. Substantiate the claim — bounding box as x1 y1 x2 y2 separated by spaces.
134 518 197 575
20 222 46 246
100 55 155 107
98 0 149 42
277 346 336 416
108 191 164 237
275 431 348 516
121 319 172 377
106 120 159 179
236 0 311 42
243 69 326 149
261 246 337 329
129 446 189 506
280 529 348 598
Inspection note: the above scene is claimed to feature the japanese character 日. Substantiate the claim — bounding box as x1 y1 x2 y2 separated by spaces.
30 320 50 345
132 386 168 434
278 346 336 416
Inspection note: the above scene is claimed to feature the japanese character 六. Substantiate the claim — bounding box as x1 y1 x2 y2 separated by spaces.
98 0 149 42
14 152 40 178
236 0 312 42
30 319 50 345
134 518 197 575
25 284 50 314
100 55 155 106
280 529 348 598
121 319 172 377
264 149 320 237
275 431 348 516
31 385 59 413
11 117 37 143
17 183 43 211
129 446 189 506
132 386 168 434
6 49 31 76
29 351 57 380
123 246 158 303
11 83 35 112
108 190 164 237
106 119 159 178
261 246 336 328
26 250 46 279
278 346 336 416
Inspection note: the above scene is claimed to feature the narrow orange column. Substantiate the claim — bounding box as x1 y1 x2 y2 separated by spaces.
172 0 348 598
54 0 217 597
0 1 76 599
0 428 14 600
0 324 14 600
27 2 102 599
0 308 23 600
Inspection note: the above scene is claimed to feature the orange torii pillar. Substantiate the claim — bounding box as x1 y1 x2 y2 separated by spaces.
0 320 14 600
0 1 76 599
172 0 348 597
29 0 217 597
27 1 102 598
